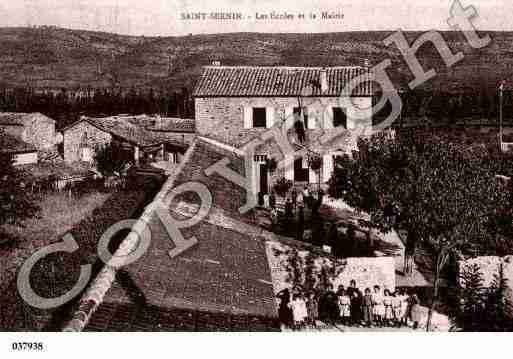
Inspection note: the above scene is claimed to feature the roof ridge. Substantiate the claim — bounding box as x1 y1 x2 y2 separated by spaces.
197 136 245 156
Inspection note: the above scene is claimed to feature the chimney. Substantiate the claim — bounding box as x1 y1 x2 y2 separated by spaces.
320 68 328 94
363 58 370 68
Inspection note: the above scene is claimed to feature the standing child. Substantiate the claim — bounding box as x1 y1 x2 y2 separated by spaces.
362 288 374 327
400 289 410 327
303 186 310 209
297 190 304 210
291 188 298 211
289 294 308 330
392 290 403 327
276 288 293 328
306 292 319 329
408 291 421 329
338 288 351 326
372 285 385 327
383 289 394 327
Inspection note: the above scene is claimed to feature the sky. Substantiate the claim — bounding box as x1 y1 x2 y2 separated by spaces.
0 0 511 36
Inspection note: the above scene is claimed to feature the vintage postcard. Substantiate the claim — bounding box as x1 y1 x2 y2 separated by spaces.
1 0 513 354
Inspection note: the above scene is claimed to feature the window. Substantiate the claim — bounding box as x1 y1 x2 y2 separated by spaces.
252 108 267 128
333 107 347 128
294 107 308 128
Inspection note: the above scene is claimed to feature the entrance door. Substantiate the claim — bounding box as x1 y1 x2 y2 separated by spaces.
294 157 309 182
259 164 268 194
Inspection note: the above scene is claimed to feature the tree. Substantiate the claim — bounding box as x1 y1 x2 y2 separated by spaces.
328 132 507 331
0 152 38 227
457 263 485 331
94 142 131 178
273 177 293 198
484 263 513 331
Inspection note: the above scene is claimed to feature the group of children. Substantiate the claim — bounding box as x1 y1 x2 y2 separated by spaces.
278 280 421 330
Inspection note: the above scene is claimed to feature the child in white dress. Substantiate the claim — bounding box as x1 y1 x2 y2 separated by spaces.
383 289 394 326
372 285 385 327
399 290 409 326
289 294 308 330
392 290 403 327
338 289 351 326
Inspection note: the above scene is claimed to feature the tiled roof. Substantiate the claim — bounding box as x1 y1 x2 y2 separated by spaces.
66 116 189 149
65 138 278 331
0 112 54 126
147 118 195 133
193 66 373 97
0 131 36 153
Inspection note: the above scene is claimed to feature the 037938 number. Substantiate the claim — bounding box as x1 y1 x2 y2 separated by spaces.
11 342 44 351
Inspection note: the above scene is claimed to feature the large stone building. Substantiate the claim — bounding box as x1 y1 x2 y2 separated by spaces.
63 115 194 166
0 112 59 151
193 65 373 195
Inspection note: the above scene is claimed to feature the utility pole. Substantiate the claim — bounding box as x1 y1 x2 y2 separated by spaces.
499 80 505 152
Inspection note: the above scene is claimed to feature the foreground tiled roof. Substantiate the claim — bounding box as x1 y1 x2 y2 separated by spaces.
0 131 36 153
64 138 278 331
193 66 373 97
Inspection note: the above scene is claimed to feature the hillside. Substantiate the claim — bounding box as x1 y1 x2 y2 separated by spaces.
1 27 513 92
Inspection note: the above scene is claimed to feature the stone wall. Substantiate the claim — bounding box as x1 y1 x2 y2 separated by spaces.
332 257 396 293
13 152 38 166
22 113 56 150
195 96 372 148
266 240 396 294
0 113 56 151
64 121 112 163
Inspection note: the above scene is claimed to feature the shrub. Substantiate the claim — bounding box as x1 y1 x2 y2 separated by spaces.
273 177 293 197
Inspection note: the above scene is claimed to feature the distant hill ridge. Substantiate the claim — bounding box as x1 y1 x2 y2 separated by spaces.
0 27 512 93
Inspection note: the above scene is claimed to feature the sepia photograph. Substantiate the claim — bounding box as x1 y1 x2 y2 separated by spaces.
1 0 513 357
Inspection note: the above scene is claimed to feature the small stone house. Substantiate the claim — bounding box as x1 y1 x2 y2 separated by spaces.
193 65 373 195
0 112 58 151
63 115 193 166
0 130 38 166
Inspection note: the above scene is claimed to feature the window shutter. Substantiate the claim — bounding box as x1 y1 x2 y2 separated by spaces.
309 166 317 184
302 157 308 169
306 107 317 129
285 107 294 128
284 155 294 181
266 107 275 128
325 107 334 129
322 154 334 183
243 107 252 129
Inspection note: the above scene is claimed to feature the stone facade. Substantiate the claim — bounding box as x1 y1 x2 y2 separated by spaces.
64 121 112 163
195 96 372 194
